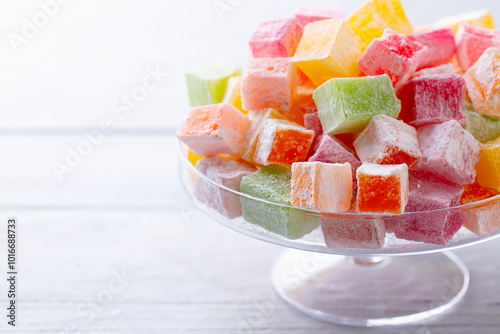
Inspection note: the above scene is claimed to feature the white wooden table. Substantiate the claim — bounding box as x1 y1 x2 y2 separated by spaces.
1 0 500 332
0 136 498 333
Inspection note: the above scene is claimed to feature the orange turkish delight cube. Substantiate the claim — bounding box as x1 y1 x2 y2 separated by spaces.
177 103 250 156
254 119 314 166
241 58 297 112
461 182 500 236
356 163 409 214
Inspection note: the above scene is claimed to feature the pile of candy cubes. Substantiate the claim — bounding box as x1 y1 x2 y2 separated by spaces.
178 0 500 249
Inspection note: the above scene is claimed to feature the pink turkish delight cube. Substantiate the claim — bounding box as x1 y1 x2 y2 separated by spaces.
304 111 323 142
354 115 421 167
358 29 428 91
194 156 257 219
394 172 464 245
408 29 456 69
456 23 500 71
321 203 386 250
411 63 455 78
413 120 482 185
249 18 304 58
294 6 344 28
398 74 467 127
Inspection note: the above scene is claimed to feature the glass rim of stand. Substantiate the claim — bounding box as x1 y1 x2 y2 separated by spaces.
178 139 500 257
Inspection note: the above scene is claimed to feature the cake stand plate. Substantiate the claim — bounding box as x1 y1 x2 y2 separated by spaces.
272 249 469 327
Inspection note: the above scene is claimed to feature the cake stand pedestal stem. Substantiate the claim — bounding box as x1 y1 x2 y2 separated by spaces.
272 249 470 327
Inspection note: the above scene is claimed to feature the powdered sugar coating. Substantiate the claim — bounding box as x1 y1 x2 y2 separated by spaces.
303 112 323 141
177 103 250 156
291 162 352 212
195 156 257 219
249 18 304 58
464 47 500 118
309 135 361 189
253 119 314 166
463 102 500 143
293 19 365 86
398 74 467 127
358 29 428 91
408 29 456 70
354 114 421 167
321 202 386 250
240 165 320 239
238 109 286 164
314 74 401 135
411 63 455 78
346 0 414 46
242 58 297 112
413 120 482 185
394 172 464 245
461 182 500 236
456 23 500 71
356 163 409 214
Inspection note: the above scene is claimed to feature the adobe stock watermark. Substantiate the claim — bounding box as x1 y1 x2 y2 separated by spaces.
58 268 135 334
7 0 73 54
51 64 168 182
236 252 453 334
237 252 331 334
212 0 244 21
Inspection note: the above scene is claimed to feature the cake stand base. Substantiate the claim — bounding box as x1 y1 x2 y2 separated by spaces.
272 249 469 327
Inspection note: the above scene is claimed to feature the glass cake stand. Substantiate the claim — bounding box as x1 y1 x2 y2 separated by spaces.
178 142 500 327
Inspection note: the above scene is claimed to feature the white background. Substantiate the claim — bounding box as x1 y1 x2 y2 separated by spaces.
1 0 499 129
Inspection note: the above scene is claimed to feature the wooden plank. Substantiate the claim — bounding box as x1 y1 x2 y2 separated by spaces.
0 210 499 333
